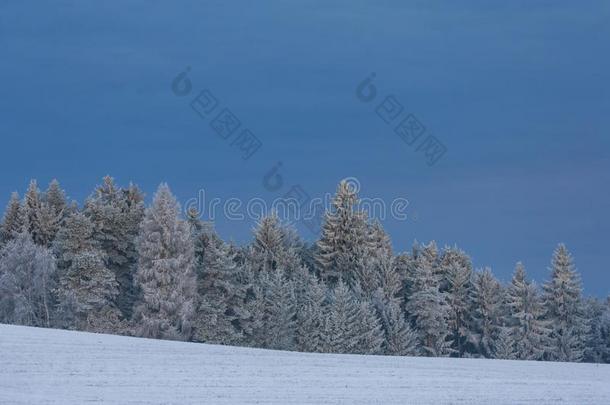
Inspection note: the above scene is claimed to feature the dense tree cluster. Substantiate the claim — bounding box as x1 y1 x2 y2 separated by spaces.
0 177 608 363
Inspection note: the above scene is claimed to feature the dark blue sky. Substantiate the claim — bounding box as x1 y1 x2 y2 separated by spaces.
1 1 609 296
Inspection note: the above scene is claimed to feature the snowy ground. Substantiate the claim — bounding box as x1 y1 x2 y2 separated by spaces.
1 324 609 404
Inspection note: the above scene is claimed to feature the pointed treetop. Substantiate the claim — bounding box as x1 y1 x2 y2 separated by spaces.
45 179 67 215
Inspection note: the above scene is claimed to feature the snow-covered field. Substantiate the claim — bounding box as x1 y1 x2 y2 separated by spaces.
1 324 609 404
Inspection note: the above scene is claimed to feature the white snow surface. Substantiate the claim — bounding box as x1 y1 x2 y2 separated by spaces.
1 324 609 404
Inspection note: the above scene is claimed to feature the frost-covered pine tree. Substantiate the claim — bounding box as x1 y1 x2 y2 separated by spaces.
0 232 56 327
323 280 362 353
0 192 25 246
57 250 120 332
405 249 450 357
494 327 516 360
53 212 98 269
471 268 503 358
84 176 145 317
353 297 384 355
252 213 284 271
443 248 475 357
133 183 197 341
542 244 588 362
374 291 419 356
583 297 610 363
23 180 43 243
54 212 120 331
295 270 327 353
249 213 301 275
316 180 372 284
187 207 218 266
417 241 439 273
368 220 392 258
438 245 470 292
506 262 548 360
193 227 246 345
259 268 297 350
31 180 68 247
45 179 67 217
373 255 404 306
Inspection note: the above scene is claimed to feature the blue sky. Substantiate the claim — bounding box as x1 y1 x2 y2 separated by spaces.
1 1 609 295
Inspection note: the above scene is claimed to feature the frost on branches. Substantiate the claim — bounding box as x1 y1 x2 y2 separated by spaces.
0 177 606 364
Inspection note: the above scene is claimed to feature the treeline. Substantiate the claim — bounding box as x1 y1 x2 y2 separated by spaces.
0 177 608 363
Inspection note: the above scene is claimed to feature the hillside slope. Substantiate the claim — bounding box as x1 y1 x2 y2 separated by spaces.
1 324 609 404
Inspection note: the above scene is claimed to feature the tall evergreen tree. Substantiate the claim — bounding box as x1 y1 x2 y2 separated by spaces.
31 179 68 247
542 244 588 362
84 176 144 317
471 268 503 358
373 255 404 307
260 268 297 350
438 246 470 292
23 180 43 243
45 179 67 217
443 249 475 357
295 270 327 353
351 296 385 355
250 213 301 275
323 280 362 353
133 184 197 341
194 234 246 345
494 327 516 360
506 262 548 360
368 220 392 258
316 180 372 284
0 192 25 246
583 297 610 363
405 249 450 357
374 292 419 356
56 250 120 332
54 212 120 331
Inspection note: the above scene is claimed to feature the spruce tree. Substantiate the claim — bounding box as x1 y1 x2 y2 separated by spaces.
0 192 25 245
583 297 610 363
194 234 247 345
54 212 120 331
133 183 197 341
405 250 450 357
542 244 588 362
84 176 144 317
295 270 327 353
373 255 404 306
494 327 516 360
353 298 384 354
443 250 475 357
374 292 419 356
506 262 548 360
471 268 503 358
250 213 301 275
23 180 42 244
45 179 67 217
56 250 120 332
31 179 68 247
368 220 392 258
438 245 470 291
323 280 361 353
316 180 372 284
260 268 297 350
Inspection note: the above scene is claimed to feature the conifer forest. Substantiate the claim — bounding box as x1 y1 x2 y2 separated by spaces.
1 176 608 364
